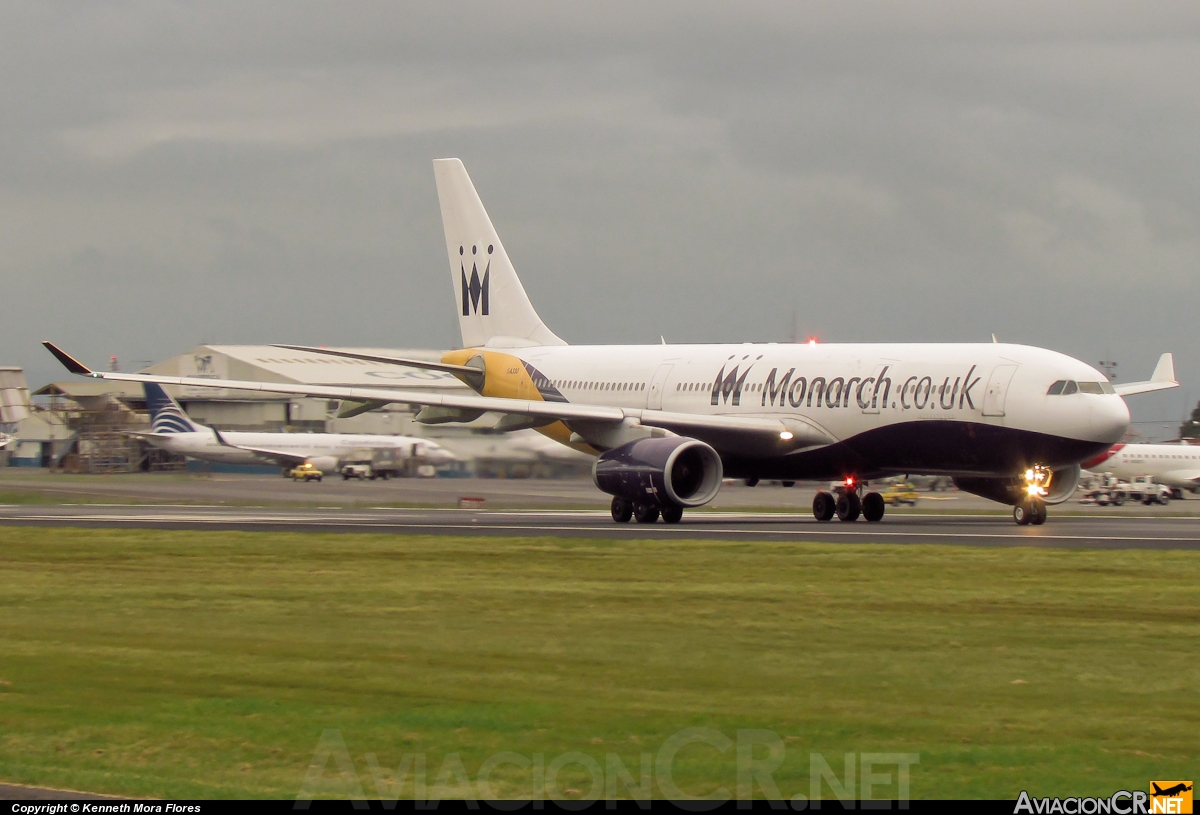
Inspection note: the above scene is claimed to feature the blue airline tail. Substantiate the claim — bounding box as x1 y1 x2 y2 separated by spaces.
143 383 202 433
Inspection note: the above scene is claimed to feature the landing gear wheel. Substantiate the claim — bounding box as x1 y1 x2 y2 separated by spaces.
835 491 861 522
862 492 885 522
660 504 684 524
744 477 759 487
781 480 795 488
1014 501 1042 525
812 491 835 522
611 497 633 523
633 503 660 524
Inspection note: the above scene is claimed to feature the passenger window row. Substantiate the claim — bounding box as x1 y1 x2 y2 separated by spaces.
1046 380 1115 395
551 380 645 392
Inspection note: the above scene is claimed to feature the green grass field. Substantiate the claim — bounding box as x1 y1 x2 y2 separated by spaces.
0 527 1195 800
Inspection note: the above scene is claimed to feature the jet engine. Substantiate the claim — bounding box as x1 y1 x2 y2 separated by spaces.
592 437 723 508
953 464 1081 506
306 456 340 474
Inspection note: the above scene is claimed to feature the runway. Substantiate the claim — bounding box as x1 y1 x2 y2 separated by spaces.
3 503 1200 549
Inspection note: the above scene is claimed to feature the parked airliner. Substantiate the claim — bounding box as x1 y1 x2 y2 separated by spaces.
45 159 1177 525
1083 441 1200 498
135 383 455 473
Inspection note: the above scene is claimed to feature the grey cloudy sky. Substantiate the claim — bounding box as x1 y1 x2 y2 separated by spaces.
3 2 1197 434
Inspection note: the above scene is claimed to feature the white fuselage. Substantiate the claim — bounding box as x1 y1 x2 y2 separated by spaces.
506 341 1129 478
1083 443 1200 492
146 430 449 467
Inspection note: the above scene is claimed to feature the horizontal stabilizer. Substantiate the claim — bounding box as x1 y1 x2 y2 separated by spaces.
271 345 484 388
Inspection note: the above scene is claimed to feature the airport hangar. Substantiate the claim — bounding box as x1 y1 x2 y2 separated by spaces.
16 345 591 477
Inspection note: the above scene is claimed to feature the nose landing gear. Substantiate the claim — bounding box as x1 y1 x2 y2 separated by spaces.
1013 466 1051 526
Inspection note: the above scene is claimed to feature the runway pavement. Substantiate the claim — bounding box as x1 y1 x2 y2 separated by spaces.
3 502 1200 549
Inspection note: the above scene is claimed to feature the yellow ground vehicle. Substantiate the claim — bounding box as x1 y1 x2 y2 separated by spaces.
881 482 919 507
289 463 323 482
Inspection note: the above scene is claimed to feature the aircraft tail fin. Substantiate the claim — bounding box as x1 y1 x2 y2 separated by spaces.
432 158 565 349
143 382 202 434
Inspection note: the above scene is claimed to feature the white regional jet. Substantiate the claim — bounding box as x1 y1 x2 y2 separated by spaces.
45 159 1178 525
1082 441 1200 498
134 382 455 474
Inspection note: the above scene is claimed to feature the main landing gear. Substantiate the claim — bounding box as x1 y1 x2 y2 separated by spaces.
813 478 885 523
1013 466 1051 526
611 497 684 524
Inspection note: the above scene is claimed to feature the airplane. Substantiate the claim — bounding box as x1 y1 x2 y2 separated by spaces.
132 382 456 475
1083 441 1200 498
1151 782 1192 797
44 159 1178 525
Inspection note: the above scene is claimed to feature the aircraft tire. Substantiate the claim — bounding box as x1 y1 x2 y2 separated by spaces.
745 477 759 487
633 503 660 524
862 492 885 522
812 491 835 522
661 504 684 524
1031 501 1047 525
781 481 795 487
835 492 861 522
1013 502 1033 525
611 497 633 523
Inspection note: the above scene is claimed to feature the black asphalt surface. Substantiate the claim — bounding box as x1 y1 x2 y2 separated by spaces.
3 504 1200 549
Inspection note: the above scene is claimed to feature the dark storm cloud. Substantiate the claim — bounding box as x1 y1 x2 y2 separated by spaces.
2 1 1197 432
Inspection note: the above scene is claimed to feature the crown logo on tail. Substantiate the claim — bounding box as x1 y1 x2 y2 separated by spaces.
460 244 492 316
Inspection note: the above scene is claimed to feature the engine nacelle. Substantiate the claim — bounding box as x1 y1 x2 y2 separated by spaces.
953 464 1081 506
307 456 340 474
592 437 723 508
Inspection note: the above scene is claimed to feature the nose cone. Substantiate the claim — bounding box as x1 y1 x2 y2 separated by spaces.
1090 396 1130 444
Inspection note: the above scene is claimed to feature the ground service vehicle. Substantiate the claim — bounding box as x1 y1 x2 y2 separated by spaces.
289 464 323 482
881 482 920 507
1121 475 1172 505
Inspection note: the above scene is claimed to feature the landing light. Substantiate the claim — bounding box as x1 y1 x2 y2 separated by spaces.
1023 466 1051 497
807 337 818 346
780 431 794 440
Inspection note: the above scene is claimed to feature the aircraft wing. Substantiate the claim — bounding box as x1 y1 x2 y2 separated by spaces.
44 342 831 450
1115 353 1178 396
210 427 309 467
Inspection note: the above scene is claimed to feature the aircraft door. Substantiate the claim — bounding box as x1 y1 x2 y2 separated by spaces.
647 364 674 410
982 364 1018 417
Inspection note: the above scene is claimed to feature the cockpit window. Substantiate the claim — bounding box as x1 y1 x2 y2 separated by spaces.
1049 380 1115 395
